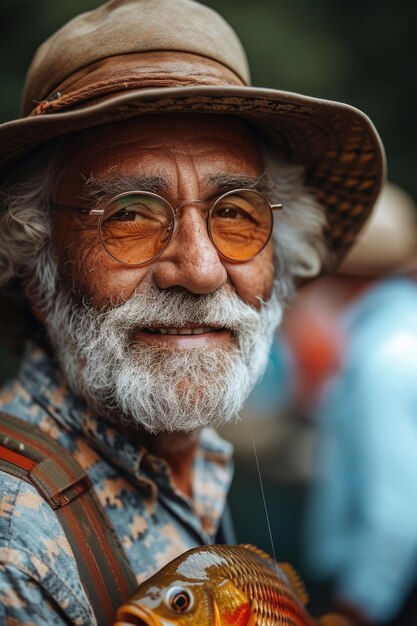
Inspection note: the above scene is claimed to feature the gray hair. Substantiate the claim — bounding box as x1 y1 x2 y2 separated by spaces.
0 142 327 306
0 146 60 310
263 151 327 280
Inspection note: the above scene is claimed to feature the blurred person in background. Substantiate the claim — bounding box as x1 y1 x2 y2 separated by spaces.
285 183 417 625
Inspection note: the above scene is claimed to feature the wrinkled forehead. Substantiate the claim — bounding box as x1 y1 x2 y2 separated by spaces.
62 113 263 157
54 113 266 195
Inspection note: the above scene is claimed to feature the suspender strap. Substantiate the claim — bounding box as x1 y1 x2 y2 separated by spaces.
0 411 138 625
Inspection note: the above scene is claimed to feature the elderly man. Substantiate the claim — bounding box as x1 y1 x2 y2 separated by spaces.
0 0 384 624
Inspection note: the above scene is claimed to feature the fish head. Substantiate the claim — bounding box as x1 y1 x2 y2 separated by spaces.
116 578 253 626
116 575 214 624
115 547 254 626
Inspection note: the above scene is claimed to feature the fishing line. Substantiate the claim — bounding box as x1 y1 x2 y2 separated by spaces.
243 406 280 575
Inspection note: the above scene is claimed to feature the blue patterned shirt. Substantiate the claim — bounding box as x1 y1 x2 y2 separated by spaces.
0 343 233 625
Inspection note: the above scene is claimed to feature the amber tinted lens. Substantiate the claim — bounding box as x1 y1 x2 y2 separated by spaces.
209 190 273 261
99 193 174 265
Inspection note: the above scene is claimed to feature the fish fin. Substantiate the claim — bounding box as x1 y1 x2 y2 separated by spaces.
319 614 355 626
213 601 224 626
279 563 309 606
213 596 253 626
212 580 252 626
239 543 275 563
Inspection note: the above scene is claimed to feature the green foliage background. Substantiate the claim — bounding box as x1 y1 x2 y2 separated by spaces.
1 0 416 199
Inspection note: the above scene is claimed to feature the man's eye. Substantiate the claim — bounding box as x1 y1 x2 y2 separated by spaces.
109 209 138 221
107 203 159 222
215 206 239 218
213 205 256 223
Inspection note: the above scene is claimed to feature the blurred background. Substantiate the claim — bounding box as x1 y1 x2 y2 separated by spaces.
1 0 416 196
1 0 417 620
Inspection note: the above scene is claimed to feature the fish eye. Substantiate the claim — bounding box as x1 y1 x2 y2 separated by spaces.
165 586 194 614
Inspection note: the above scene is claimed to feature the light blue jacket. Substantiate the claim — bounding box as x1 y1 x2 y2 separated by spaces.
305 278 417 622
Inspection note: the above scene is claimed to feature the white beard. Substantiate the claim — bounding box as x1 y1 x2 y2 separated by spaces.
43 281 284 433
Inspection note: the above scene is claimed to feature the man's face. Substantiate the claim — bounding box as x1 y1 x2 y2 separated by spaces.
42 114 281 432
54 114 274 319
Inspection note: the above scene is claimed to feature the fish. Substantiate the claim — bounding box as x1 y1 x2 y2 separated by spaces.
113 544 350 626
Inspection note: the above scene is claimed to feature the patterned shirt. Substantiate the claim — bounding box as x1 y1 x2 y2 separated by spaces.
0 343 233 625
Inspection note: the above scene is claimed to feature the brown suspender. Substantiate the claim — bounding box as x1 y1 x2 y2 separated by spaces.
0 411 138 625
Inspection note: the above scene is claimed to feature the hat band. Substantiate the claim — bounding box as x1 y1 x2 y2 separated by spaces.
29 51 246 117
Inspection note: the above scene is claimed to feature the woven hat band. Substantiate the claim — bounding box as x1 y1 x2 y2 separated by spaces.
28 51 246 117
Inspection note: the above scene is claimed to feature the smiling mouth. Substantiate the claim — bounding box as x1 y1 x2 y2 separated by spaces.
144 326 223 335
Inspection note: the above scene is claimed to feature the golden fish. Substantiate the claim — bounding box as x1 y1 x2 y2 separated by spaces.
114 544 350 626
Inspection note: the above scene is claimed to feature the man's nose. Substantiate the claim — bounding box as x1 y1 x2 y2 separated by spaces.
151 207 228 294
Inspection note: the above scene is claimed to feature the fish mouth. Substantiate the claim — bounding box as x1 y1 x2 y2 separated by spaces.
116 602 163 626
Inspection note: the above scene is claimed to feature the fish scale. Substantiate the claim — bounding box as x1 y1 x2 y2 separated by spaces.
114 544 349 625
214 545 313 624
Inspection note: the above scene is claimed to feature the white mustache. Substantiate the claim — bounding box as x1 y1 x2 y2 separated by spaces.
96 284 265 336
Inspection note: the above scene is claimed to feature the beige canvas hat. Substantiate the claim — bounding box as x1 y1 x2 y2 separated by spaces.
339 182 417 276
0 0 386 268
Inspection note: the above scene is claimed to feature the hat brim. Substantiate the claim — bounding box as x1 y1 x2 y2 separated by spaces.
0 84 386 268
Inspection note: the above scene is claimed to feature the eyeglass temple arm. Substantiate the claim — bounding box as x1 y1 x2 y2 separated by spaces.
50 201 103 215
50 199 283 214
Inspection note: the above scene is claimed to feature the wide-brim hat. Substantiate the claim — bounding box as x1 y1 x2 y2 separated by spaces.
0 0 386 270
339 182 417 276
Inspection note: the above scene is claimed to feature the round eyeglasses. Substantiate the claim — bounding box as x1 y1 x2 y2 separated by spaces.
51 189 283 266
